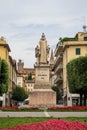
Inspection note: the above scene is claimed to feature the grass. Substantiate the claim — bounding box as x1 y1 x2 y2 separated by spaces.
0 117 52 129
60 117 87 122
0 117 87 129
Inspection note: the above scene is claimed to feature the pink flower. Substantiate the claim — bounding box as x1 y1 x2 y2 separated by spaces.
2 119 87 130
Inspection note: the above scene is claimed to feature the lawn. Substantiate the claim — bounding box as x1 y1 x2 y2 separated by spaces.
0 117 52 129
0 117 87 129
0 106 87 129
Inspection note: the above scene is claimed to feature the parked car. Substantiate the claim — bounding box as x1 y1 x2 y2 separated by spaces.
18 98 29 108
23 98 29 105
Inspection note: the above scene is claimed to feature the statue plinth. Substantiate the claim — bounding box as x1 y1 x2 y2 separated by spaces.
34 64 51 89
29 89 56 107
29 33 56 107
34 64 50 88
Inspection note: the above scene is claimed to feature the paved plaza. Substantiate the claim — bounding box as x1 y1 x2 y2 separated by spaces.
0 111 87 118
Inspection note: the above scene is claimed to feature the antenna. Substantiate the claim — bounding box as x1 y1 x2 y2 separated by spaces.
83 25 87 32
83 17 87 32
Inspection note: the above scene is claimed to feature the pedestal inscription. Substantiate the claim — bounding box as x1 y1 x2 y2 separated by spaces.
36 67 49 83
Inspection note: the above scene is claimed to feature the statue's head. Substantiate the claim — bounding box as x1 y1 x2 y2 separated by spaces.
41 33 46 40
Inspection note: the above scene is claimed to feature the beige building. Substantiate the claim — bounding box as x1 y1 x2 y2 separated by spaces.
25 80 35 92
17 59 35 92
8 56 17 106
17 76 24 88
54 32 87 106
17 59 35 79
54 41 63 104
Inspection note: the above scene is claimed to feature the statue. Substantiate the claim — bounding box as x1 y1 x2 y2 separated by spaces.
35 33 50 64
29 33 56 106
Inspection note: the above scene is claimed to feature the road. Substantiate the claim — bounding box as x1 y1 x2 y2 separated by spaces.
0 111 87 118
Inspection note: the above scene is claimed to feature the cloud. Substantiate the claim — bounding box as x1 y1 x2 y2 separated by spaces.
25 47 34 51
0 0 87 67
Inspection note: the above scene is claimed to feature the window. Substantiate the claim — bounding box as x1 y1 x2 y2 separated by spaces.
76 48 80 55
84 37 87 41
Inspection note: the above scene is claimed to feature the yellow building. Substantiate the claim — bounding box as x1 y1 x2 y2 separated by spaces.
0 37 17 106
0 37 10 62
54 32 87 106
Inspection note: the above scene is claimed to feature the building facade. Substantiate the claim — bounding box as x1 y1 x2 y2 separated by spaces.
54 32 87 106
17 76 24 88
17 59 35 93
0 37 17 106
25 80 35 92
54 41 63 104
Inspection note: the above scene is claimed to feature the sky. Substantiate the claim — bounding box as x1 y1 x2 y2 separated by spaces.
0 0 87 68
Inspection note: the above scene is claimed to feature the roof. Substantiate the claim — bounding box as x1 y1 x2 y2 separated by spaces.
0 43 11 52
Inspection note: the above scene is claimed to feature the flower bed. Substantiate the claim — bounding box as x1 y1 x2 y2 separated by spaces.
0 106 39 111
0 106 87 111
2 119 87 130
0 106 19 111
47 106 87 111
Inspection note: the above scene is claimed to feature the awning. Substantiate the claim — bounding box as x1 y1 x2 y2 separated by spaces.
0 96 3 101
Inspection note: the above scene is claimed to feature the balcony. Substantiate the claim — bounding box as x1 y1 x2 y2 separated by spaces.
54 63 63 74
54 75 63 84
54 42 63 56
54 52 63 67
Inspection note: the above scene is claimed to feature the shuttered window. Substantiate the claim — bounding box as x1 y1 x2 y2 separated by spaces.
76 48 80 55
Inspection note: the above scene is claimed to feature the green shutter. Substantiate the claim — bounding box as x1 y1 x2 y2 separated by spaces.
76 48 80 55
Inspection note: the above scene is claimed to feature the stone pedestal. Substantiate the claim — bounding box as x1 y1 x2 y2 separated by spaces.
29 89 56 107
29 64 56 107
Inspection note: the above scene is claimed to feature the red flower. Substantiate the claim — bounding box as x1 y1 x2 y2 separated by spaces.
2 119 87 130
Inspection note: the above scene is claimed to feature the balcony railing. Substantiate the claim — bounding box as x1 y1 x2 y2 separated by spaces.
54 75 63 84
54 42 63 56
54 63 63 74
54 52 63 66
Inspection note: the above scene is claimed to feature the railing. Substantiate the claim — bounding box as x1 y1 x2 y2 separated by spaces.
54 42 63 56
54 63 63 74
54 52 63 65
54 75 63 83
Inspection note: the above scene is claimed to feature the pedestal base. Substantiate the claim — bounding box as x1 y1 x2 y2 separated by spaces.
29 89 56 107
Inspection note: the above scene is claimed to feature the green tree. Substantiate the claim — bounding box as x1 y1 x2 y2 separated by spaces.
67 56 87 106
0 58 9 95
52 85 62 104
12 86 28 102
28 72 32 80
59 37 69 42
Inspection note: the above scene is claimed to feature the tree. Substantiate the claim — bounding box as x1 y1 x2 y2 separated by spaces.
52 85 62 104
67 56 87 106
59 37 69 42
28 72 32 80
0 58 9 95
12 86 28 102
